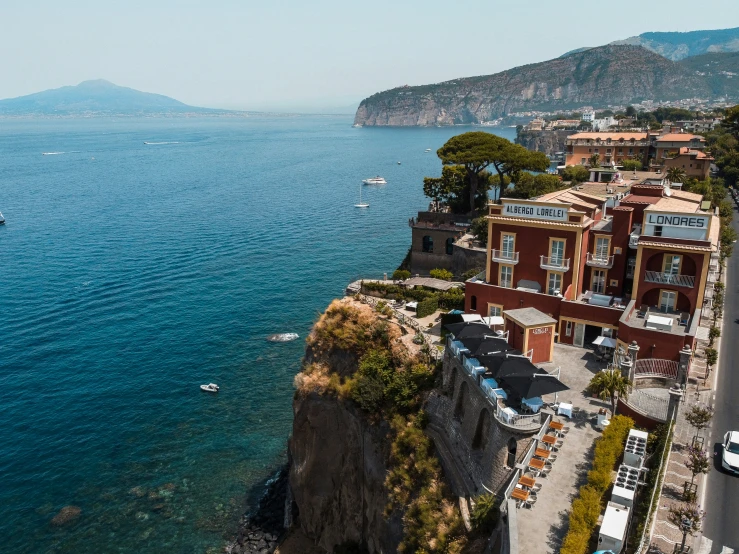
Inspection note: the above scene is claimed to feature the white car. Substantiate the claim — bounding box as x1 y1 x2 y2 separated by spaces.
722 431 739 474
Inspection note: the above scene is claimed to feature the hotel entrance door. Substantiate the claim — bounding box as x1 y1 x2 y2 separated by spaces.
573 323 585 347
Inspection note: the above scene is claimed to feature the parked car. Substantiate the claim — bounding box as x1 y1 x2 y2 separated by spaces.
722 431 739 474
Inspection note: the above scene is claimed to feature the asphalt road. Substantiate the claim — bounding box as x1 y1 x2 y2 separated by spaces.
701 202 739 552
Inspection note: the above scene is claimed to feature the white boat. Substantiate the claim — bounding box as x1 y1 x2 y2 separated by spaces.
425 148 432 152
0 212 4 225
362 176 386 185
354 183 369 208
266 333 299 342
200 383 219 393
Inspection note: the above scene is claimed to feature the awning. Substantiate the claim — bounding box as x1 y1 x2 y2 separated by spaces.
592 336 617 348
462 314 483 322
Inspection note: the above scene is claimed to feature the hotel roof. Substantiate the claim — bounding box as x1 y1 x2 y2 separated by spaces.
566 132 648 140
655 133 705 142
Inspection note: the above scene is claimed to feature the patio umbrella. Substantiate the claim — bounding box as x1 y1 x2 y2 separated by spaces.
467 337 514 356
493 358 542 380
500 373 569 399
444 322 493 339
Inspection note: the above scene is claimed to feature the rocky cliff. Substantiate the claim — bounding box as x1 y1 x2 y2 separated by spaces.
354 45 726 127
515 129 570 157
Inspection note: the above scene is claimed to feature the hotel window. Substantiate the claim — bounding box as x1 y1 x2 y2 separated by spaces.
595 237 610 259
626 257 636 278
581 158 587 164
654 225 663 237
550 239 565 265
446 237 454 255
594 148 599 154
628 148 634 155
470 295 477 311
501 233 515 258
663 254 681 275
487 304 502 317
606 148 612 154
659 290 677 312
422 235 433 253
618 149 623 155
547 272 562 295
592 269 606 293
565 321 573 337
499 265 513 288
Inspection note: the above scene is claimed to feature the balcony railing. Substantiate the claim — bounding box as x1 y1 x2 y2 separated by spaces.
644 271 695 288
540 255 570 272
629 233 640 248
586 253 615 268
491 249 519 264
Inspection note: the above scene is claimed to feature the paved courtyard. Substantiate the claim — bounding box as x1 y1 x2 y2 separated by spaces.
515 343 611 554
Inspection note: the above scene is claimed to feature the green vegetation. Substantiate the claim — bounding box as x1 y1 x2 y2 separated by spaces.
560 415 634 554
705 348 718 373
470 216 488 246
430 268 453 281
361 281 465 311
423 165 494 214
393 269 411 281
470 494 499 534
685 445 710 485
502 172 567 199
681 176 736 261
668 503 705 553
588 153 600 168
587 370 631 416
666 167 687 183
416 296 440 318
685 404 713 434
621 159 643 171
461 267 484 281
708 326 720 346
561 165 590 184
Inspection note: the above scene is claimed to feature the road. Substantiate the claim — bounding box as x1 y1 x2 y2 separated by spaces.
700 203 739 553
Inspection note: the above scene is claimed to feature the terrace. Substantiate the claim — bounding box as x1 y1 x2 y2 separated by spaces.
621 300 700 337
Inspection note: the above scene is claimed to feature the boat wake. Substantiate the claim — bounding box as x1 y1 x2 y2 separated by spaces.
266 333 299 342
42 151 81 155
144 141 181 145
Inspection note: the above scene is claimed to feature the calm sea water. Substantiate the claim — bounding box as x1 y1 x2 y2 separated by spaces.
0 116 515 553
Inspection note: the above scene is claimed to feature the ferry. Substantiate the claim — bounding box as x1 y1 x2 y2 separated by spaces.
362 176 387 185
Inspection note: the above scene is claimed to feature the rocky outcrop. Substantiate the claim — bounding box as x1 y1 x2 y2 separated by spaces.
288 393 402 553
515 129 570 157
354 45 721 127
51 506 81 526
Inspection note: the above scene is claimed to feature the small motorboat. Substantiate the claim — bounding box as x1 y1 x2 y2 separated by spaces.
267 333 300 342
200 383 219 393
425 148 432 152
362 176 386 185
0 211 4 225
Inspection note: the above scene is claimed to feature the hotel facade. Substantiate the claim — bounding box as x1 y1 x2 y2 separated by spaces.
464 184 719 363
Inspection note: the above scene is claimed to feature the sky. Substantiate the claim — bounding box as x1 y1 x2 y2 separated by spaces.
1 0 738 113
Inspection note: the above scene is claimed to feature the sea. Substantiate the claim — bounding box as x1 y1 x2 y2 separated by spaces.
0 115 516 553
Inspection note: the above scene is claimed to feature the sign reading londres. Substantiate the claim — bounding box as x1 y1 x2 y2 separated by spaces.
502 202 569 222
645 213 708 229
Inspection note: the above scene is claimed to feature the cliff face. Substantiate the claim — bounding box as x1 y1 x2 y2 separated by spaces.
354 45 716 127
515 129 570 157
289 393 402 553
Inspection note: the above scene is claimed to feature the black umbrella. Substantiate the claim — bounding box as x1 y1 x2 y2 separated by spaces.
499 373 569 399
444 322 491 339
468 338 514 357
493 358 542 380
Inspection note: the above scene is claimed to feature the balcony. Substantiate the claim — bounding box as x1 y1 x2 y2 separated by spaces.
491 249 519 265
586 252 614 269
629 233 640 249
540 255 570 272
643 271 695 288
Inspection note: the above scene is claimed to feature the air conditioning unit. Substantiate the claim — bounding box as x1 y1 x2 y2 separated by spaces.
623 429 648 468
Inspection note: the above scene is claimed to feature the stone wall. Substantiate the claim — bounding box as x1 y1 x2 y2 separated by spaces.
451 241 487 278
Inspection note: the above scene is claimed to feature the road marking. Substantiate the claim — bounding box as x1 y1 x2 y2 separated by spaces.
696 537 712 554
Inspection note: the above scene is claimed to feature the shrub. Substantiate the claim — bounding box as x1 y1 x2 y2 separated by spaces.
416 296 439 318
393 269 411 281
621 159 643 171
705 348 718 369
430 268 453 281
461 267 484 281
470 216 488 246
708 326 720 346
470 494 499 534
559 415 634 554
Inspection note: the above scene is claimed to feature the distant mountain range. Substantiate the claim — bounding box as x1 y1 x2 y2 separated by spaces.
355 27 739 127
0 80 226 116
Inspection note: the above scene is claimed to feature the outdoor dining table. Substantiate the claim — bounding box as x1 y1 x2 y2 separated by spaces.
529 458 545 470
541 434 557 447
511 488 529 502
557 402 573 418
534 447 551 459
518 476 536 489
549 421 564 432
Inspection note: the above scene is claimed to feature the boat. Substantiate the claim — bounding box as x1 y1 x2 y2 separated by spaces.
200 383 219 393
0 212 4 225
354 183 369 208
425 148 432 152
362 176 386 185
397 161 401 165
266 333 299 342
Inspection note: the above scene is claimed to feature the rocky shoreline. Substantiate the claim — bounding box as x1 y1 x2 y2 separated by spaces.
226 466 290 554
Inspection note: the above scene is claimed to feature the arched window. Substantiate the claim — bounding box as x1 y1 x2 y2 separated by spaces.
422 235 434 253
472 409 491 450
446 237 454 255
506 437 518 468
454 381 468 421
470 295 477 311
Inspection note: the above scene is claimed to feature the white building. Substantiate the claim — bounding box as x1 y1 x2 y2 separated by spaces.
582 110 596 122
592 116 617 131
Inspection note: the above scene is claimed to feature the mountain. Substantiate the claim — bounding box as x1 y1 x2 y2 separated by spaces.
354 45 722 127
0 80 220 116
677 51 739 97
611 27 739 61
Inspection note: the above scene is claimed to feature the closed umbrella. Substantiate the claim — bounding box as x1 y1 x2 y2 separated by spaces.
500 373 570 399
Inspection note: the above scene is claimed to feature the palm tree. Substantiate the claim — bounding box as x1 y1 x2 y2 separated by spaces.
666 166 687 183
588 153 600 168
588 369 631 416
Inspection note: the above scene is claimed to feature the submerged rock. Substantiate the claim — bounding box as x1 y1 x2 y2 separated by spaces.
51 505 81 526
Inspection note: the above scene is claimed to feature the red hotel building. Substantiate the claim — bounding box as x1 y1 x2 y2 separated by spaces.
464 184 719 362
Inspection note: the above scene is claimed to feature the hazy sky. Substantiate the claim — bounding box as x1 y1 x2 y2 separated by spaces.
2 0 738 112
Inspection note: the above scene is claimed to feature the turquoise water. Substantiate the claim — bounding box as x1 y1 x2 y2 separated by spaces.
0 116 516 553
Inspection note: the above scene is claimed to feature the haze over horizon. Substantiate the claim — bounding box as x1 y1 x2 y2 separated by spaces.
2 0 739 113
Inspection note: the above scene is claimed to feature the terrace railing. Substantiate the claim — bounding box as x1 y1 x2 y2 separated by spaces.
491 249 519 265
634 358 679 380
585 252 615 269
539 256 570 272
643 271 695 288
